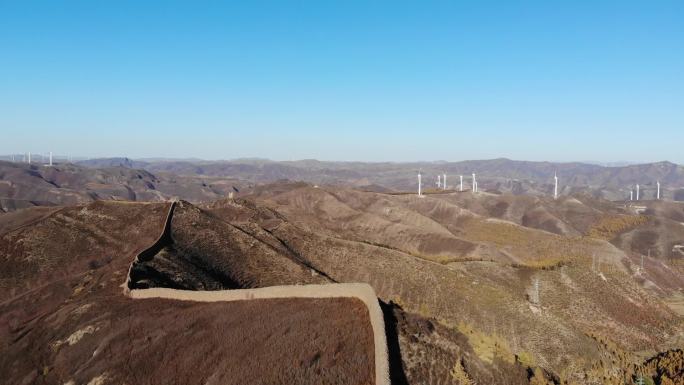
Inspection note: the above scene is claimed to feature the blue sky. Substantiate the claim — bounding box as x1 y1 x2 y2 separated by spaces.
1 1 683 162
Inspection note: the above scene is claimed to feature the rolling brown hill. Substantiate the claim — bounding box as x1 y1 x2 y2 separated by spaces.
2 181 683 384
206 184 684 384
75 157 684 201
0 201 379 385
5 157 683 214
0 160 251 212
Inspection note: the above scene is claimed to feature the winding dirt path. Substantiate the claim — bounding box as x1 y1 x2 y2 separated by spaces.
122 200 390 385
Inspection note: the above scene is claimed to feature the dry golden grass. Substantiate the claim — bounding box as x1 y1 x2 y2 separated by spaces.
587 215 649 240
460 218 599 268
516 350 536 367
639 348 684 385
456 321 515 365
528 367 555 385
449 358 474 385
664 292 684 316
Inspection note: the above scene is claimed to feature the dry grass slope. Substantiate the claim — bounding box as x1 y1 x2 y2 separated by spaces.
587 215 649 240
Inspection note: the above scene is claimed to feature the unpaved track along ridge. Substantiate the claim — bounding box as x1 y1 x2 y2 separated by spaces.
122 200 390 385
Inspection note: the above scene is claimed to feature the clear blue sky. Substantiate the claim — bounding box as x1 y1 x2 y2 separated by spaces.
1 1 682 163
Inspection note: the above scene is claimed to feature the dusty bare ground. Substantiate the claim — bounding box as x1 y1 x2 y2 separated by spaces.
2 286 375 385
206 188 684 384
75 297 374 385
125 200 388 385
3 186 684 385
0 200 382 385
128 284 388 385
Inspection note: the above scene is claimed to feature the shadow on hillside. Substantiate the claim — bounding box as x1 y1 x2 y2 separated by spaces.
128 202 241 290
381 300 409 385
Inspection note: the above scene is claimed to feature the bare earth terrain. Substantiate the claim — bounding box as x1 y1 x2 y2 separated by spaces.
0 202 378 385
2 161 684 384
3 158 684 213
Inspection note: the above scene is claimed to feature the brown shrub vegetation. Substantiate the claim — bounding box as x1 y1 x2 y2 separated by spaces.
587 215 649 240
638 349 684 385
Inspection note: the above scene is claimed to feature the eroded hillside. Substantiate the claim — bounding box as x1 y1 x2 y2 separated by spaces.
0 161 251 212
2 183 683 384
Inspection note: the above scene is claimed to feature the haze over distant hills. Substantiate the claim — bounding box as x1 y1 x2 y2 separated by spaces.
0 160 251 212
3 155 684 384
2 157 683 214
3 173 684 384
75 157 684 200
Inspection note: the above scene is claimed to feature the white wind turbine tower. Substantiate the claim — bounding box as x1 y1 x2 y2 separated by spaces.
554 172 558 200
636 184 640 201
472 173 477 193
48 152 53 166
657 181 660 200
28 152 31 164
443 174 447 190
417 171 423 197
460 175 463 192
437 175 441 189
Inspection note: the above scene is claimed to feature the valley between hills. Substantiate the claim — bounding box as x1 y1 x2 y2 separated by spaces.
1 158 684 385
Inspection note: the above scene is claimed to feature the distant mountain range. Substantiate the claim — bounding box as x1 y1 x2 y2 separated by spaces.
0 160 251 212
73 157 684 201
2 157 683 212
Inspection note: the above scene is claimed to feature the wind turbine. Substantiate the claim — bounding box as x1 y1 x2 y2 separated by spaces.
417 171 422 197
636 184 640 201
443 174 447 190
460 175 463 192
554 172 558 200
472 173 477 193
630 189 633 201
657 181 660 200
437 175 441 189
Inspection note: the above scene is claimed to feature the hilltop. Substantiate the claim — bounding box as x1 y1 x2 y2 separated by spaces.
2 156 684 384
0 160 251 212
3 181 683 384
3 157 683 213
